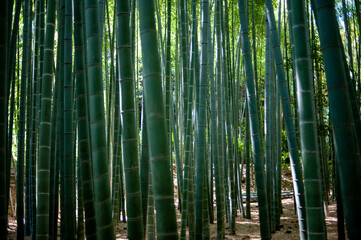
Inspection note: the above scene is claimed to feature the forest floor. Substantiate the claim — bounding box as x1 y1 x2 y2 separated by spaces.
7 197 338 239
113 197 339 240
7 166 339 239
114 166 340 239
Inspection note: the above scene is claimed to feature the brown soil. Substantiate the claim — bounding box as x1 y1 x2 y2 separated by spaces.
7 166 339 239
114 197 339 239
8 197 338 239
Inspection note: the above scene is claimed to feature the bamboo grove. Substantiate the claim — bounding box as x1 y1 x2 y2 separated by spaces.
1 0 361 239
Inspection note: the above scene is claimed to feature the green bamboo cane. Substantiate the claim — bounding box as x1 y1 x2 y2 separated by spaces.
251 0 257 87
219 1 231 226
214 1 226 238
49 58 59 240
0 0 8 237
289 1 327 238
6 1 22 204
116 1 144 238
138 1 178 239
170 88 183 206
57 1 66 237
84 0 115 238
5 62 15 236
193 3 201 116
63 0 76 238
117 116 126 223
155 0 166 73
189 4 199 238
29 1 41 235
72 100 78 238
356 0 361 101
51 86 61 240
249 1 263 137
245 103 251 219
341 0 354 86
6 0 21 95
112 81 120 227
140 97 149 230
130 0 136 69
24 1 33 235
270 54 277 231
202 171 210 238
179 2 198 239
74 0 97 238
25 31 32 236
117 108 127 222
108 2 117 143
5 48 14 226
207 8 215 223
165 0 172 155
311 6 328 207
238 0 271 238
170 5 183 206
335 163 345 240
179 0 189 132
77 161 85 240
37 0 45 125
51 5 65 236
274 53 282 230
337 33 361 166
188 156 196 240
286 0 300 147
113 51 121 223
105 25 113 181
36 0 56 238
146 171 156 240
221 1 236 232
106 5 117 210
264 20 274 232
98 0 104 43
195 1 210 239
265 1 308 238
17 0 31 237
311 1 361 238
234 31 242 221
175 2 185 195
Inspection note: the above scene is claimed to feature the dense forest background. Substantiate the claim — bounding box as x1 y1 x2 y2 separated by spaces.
1 0 361 239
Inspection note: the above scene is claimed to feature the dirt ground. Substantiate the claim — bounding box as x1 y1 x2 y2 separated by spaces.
7 167 340 239
113 197 339 240
7 196 339 239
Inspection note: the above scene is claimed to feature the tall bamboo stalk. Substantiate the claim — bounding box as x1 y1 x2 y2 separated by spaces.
195 0 210 238
138 0 178 238
311 1 361 238
116 0 144 238
265 1 308 238
214 1 226 238
140 97 149 230
238 0 271 238
36 0 56 238
17 0 31 238
165 0 172 156
30 1 41 235
264 19 274 232
289 0 326 238
74 0 97 238
180 0 198 238
63 0 76 238
0 0 8 237
84 0 115 238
